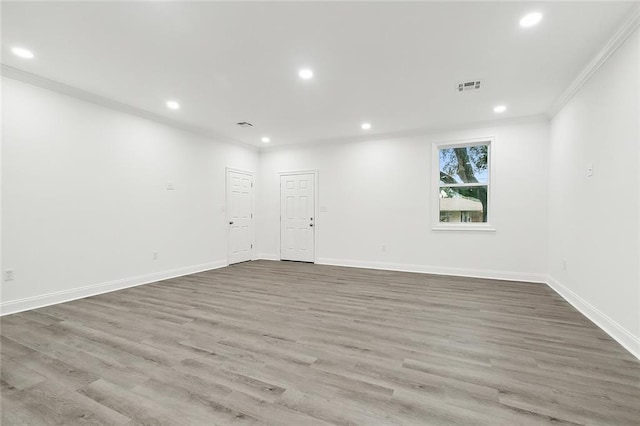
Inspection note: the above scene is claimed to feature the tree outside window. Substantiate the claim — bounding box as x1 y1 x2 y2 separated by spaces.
437 142 490 225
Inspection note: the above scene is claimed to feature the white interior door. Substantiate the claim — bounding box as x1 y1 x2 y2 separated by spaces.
280 173 315 262
227 169 253 264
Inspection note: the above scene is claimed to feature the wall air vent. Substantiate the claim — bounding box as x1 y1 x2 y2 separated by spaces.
236 121 253 127
457 80 481 92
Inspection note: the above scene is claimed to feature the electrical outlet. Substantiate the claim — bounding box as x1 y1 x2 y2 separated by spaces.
153 252 158 260
5 270 14 282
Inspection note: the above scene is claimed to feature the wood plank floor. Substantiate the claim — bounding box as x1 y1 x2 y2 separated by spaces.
1 260 639 425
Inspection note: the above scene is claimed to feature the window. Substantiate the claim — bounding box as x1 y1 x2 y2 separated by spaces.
434 139 493 230
440 211 451 222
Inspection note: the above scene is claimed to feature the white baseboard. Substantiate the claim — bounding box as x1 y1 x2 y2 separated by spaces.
256 253 280 261
0 260 227 316
4 256 637 361
316 257 547 283
546 275 640 360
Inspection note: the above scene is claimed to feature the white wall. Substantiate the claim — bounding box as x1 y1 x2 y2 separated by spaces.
548 28 640 356
257 119 550 282
2 28 636 362
1 77 258 314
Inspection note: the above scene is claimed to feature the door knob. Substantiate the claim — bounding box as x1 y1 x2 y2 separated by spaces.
229 221 234 225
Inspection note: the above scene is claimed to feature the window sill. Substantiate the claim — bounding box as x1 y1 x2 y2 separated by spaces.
432 224 496 232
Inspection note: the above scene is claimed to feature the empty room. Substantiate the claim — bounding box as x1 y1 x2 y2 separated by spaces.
1 1 639 425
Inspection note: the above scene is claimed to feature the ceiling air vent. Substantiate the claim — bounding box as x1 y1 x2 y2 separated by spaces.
236 121 253 127
457 80 481 92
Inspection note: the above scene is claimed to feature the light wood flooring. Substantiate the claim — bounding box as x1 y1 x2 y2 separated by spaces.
1 260 639 425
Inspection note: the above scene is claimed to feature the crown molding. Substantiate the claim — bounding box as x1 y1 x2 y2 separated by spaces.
548 4 640 118
1 65 258 152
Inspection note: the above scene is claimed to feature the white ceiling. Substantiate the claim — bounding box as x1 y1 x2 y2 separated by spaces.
2 2 636 147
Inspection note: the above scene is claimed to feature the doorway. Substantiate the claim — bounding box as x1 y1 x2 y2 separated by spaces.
226 168 253 264
280 171 316 262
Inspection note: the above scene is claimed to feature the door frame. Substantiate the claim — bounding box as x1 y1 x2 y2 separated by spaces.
226 167 255 265
278 169 319 263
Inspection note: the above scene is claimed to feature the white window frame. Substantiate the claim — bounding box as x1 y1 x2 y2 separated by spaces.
432 137 496 232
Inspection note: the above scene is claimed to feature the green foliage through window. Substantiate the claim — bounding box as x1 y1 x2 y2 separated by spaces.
438 143 490 223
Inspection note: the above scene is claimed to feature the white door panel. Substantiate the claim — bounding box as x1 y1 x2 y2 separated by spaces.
281 173 315 262
227 169 253 264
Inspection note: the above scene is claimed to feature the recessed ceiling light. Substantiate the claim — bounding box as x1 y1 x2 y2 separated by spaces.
166 100 180 110
519 12 543 28
298 68 314 80
493 105 507 113
11 47 34 59
361 122 372 130
261 136 271 143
